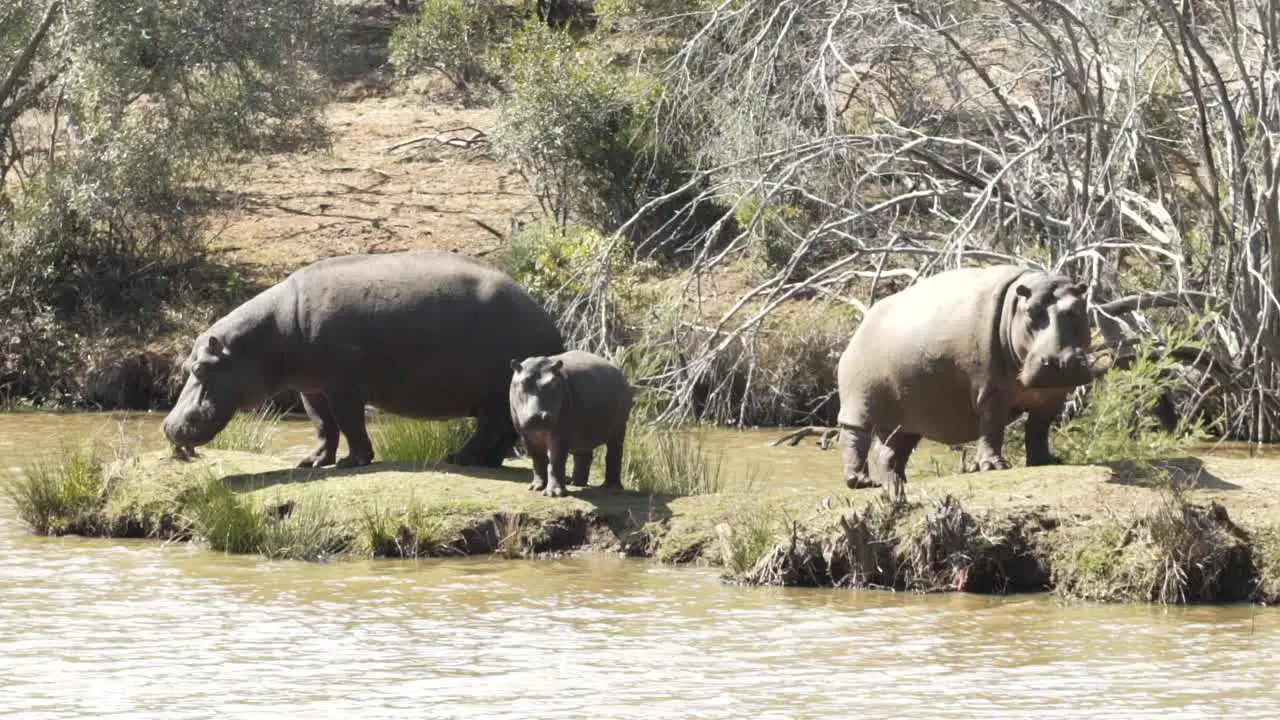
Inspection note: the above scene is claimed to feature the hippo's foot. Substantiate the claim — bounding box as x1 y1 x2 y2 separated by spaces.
542 480 568 498
171 444 198 462
529 475 548 492
965 455 1009 473
298 455 337 469
1027 453 1063 467
845 473 879 490
335 454 373 469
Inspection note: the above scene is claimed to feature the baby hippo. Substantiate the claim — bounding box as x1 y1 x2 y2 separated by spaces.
508 350 634 498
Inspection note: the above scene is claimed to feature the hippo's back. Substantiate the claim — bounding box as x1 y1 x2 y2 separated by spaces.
287 251 565 416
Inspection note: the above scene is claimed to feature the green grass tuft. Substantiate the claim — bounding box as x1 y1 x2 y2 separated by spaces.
4 445 111 535
206 404 285 454
621 426 726 496
371 414 474 465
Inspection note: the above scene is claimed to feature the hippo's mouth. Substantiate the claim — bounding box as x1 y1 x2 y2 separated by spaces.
162 382 236 448
1021 351 1095 389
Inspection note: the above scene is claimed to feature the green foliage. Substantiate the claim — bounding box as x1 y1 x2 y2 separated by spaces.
492 22 688 230
370 414 475 465
619 426 726 496
1055 324 1210 468
207 404 285 454
496 220 649 322
734 192 817 278
5 445 108 535
388 0 506 96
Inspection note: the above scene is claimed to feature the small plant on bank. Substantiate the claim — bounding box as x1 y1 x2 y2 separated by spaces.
388 0 508 98
370 414 475 465
715 509 783 578
5 445 111 535
620 425 725 496
257 497 351 561
206 404 285 454
182 478 350 561
355 500 455 558
182 477 265 555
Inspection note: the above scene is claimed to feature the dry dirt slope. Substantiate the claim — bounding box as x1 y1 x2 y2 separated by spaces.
206 93 540 280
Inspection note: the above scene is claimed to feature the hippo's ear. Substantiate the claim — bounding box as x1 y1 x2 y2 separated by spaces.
549 359 564 374
205 335 229 357
1015 284 1033 299
510 358 523 373
1071 282 1088 297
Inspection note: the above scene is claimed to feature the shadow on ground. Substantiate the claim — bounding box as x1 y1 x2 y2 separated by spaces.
1101 456 1241 491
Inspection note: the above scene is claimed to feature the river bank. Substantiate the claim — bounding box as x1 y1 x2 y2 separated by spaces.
6 412 1280 606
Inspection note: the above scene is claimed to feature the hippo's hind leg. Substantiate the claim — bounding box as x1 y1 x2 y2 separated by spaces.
329 392 375 468
299 392 340 468
840 423 876 490
601 422 626 490
1024 405 1066 466
449 407 515 468
878 430 921 501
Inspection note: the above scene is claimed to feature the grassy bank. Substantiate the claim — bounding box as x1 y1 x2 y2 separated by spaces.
7 425 1280 605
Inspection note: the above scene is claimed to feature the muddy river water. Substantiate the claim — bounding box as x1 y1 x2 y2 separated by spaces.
2 411 1280 718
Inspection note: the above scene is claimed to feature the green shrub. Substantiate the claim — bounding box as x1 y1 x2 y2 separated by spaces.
207 404 285 454
5 445 110 535
492 22 688 230
371 414 475 465
388 0 507 96
1055 328 1209 468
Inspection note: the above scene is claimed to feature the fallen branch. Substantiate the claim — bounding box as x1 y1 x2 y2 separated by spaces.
384 126 489 153
770 425 840 449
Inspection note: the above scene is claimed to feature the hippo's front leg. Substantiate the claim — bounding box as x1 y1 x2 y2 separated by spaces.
298 392 340 468
1024 406 1065 466
543 437 569 498
968 396 1011 473
840 424 877 489
524 433 550 492
329 392 375 468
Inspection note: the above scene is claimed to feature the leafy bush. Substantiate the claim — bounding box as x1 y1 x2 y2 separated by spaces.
1055 328 1210 467
388 0 507 97
492 22 689 231
0 0 338 407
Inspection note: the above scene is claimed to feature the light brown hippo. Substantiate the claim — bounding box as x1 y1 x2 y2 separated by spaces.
508 350 634 498
836 264 1094 499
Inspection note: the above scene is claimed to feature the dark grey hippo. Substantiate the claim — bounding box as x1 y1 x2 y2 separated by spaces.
162 251 565 469
508 350 633 498
836 264 1094 499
